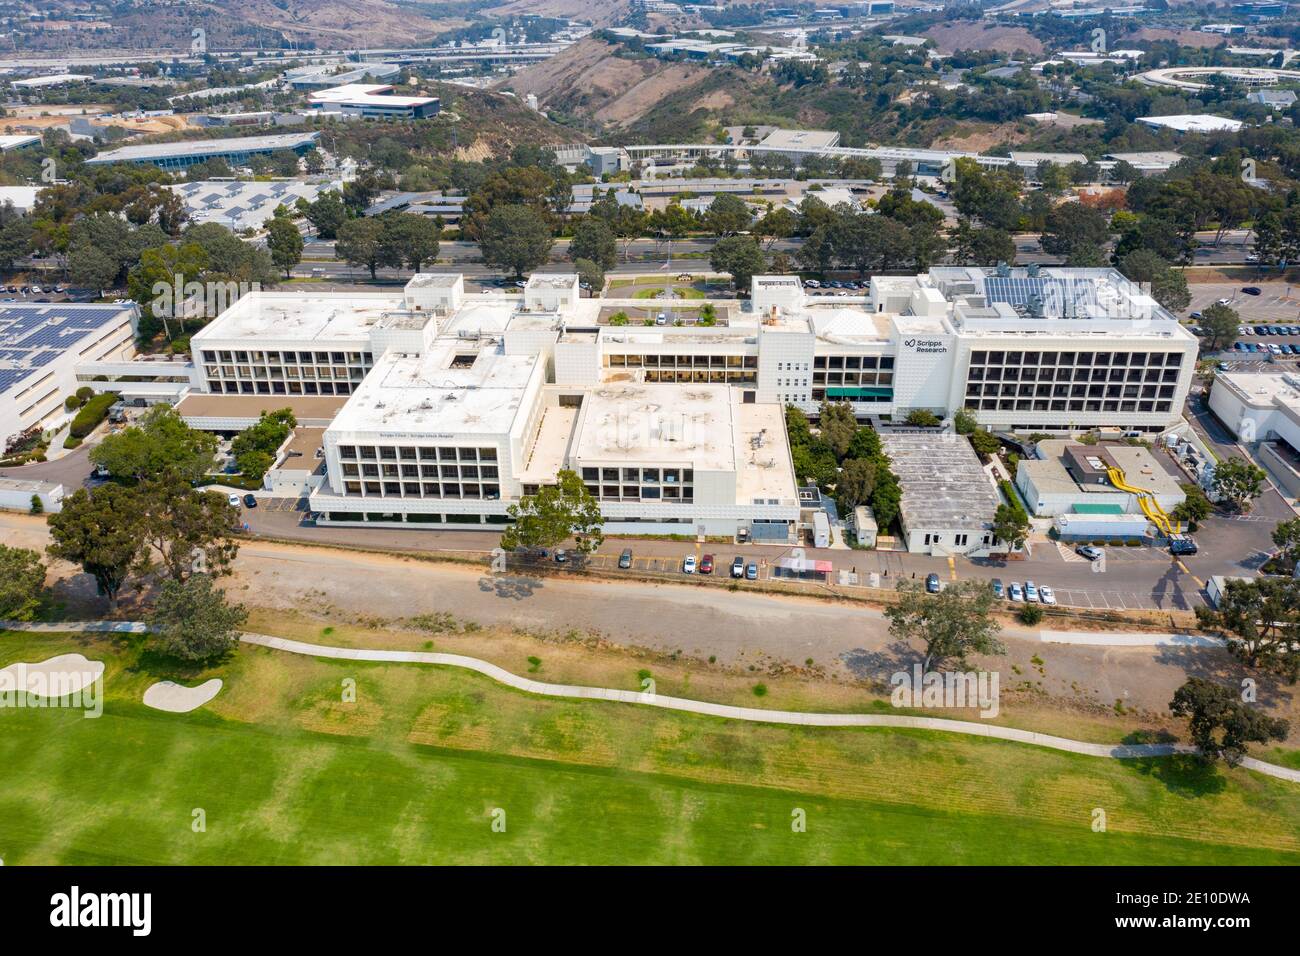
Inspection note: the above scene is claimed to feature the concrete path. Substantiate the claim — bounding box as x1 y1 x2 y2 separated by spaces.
236 632 1300 785
1039 630 1226 648
8 619 1296 784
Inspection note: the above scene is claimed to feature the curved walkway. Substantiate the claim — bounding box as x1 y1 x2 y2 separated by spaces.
237 632 1300 785
7 620 1296 783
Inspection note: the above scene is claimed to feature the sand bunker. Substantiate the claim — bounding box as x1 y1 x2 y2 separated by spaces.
0 654 104 697
143 679 223 713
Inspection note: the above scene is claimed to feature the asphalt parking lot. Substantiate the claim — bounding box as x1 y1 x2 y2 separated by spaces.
1187 282 1300 322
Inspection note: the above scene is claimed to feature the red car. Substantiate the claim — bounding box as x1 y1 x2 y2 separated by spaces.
699 554 714 574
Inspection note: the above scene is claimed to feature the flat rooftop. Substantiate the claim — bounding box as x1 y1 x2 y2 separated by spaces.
881 433 1001 532
192 291 407 344
328 343 539 438
759 128 840 150
169 179 337 229
174 393 349 423
1215 370 1300 409
571 383 797 501
0 302 135 397
86 132 320 164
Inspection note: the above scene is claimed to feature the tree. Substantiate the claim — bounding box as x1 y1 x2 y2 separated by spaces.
1200 302 1240 352
1269 521 1300 575
500 469 604 555
0 544 45 621
1194 578 1300 682
709 235 765 290
148 574 248 662
230 408 296 481
1041 203 1110 263
90 405 217 483
479 204 554 278
1212 456 1266 512
47 485 146 608
904 409 940 427
305 191 348 240
336 217 396 280
953 408 978 435
754 207 796 250
1118 249 1190 314
1169 678 1289 767
886 579 1005 672
818 401 858 460
267 215 304 278
703 193 752 237
573 257 604 293
969 430 1001 457
835 458 877 512
384 212 441 271
1171 483 1212 527
137 475 241 583
569 218 617 272
992 501 1029 551
951 219 1015 267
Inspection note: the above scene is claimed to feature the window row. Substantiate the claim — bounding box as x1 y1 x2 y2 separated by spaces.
966 383 1176 399
813 356 895 370
812 372 895 386
201 350 371 365
968 350 1183 368
605 354 759 369
216 380 352 395
643 370 757 384
969 366 1178 383
581 467 692 483
337 445 497 463
342 481 501 499
585 485 693 502
206 366 363 380
342 463 500 480
973 399 1173 414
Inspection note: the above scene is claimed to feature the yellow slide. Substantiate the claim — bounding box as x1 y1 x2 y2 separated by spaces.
1107 467 1181 537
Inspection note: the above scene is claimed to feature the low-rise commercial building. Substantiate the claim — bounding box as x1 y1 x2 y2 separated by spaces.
1016 439 1184 517
0 302 139 451
86 132 322 169
308 84 440 120
880 433 1005 556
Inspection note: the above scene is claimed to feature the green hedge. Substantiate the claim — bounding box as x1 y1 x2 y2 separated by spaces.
68 393 118 439
63 435 82 449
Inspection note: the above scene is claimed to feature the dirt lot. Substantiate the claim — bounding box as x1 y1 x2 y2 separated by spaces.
924 23 1044 56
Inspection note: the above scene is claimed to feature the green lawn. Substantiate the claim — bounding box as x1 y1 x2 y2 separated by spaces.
2 632 1299 864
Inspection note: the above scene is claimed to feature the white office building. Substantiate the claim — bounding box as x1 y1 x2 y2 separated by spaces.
170 266 1198 536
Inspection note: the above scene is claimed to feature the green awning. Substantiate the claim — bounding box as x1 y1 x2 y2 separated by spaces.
1073 503 1125 515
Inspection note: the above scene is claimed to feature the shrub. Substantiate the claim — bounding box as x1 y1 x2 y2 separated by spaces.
68 393 118 439
1018 604 1044 626
64 394 83 411
75 386 95 402
63 435 82 449
29 494 43 515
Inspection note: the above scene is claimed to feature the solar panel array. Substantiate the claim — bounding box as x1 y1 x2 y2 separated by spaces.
982 276 1052 309
0 304 131 397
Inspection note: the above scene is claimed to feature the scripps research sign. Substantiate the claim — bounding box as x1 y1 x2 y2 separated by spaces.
903 337 948 355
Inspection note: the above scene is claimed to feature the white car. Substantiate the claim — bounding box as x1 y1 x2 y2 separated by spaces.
227 494 241 507
1217 297 1232 306
1039 585 1057 605
682 554 697 574
1009 582 1024 602
30 285 41 294
1024 580 1039 602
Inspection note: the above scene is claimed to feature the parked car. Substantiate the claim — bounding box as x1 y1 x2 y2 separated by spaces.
554 549 568 563
991 578 1004 599
618 548 633 569
731 556 745 578
682 554 697 574
1024 580 1039 601
227 493 241 507
1242 286 1262 296
745 562 759 580
699 553 714 575
1009 582 1025 602
925 572 941 594
242 494 257 508
1039 585 1057 605
1190 311 1203 320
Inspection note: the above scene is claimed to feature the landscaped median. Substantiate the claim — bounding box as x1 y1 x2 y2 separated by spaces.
2 624 1298 864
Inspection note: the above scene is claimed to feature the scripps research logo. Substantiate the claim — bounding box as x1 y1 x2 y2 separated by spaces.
904 337 948 354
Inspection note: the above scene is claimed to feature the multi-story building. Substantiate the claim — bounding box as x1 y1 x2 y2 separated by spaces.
170 266 1197 537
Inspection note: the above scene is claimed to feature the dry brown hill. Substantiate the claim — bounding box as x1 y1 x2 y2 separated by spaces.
500 37 715 129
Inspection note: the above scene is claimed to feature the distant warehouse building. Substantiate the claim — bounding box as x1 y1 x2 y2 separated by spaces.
85 131 322 170
308 84 439 120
